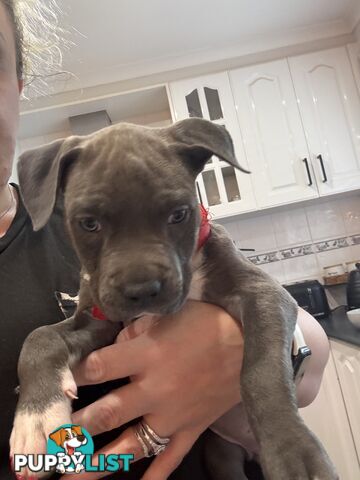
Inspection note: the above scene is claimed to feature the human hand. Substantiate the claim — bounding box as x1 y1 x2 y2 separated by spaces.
62 300 243 480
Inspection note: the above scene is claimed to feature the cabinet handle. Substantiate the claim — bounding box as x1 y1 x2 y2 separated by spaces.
302 158 312 186
317 154 328 183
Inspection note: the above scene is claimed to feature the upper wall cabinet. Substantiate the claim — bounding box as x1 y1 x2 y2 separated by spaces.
169 73 257 218
229 59 319 208
289 47 360 196
347 43 360 94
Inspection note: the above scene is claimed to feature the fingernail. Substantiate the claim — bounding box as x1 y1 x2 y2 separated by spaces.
15 475 37 480
15 476 38 480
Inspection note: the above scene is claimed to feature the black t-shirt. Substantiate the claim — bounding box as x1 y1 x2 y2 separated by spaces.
0 185 209 479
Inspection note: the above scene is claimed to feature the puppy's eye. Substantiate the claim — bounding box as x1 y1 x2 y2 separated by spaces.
79 217 101 232
168 207 189 224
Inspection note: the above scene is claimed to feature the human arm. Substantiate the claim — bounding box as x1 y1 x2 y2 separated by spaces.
62 303 329 480
296 307 330 408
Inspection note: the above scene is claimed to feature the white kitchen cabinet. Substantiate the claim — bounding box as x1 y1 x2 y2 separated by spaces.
289 47 360 196
300 344 360 479
169 73 257 218
229 59 319 208
171 47 360 215
331 339 360 461
348 42 360 95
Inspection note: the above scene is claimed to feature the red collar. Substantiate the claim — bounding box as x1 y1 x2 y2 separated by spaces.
92 205 211 321
197 204 211 250
91 305 107 321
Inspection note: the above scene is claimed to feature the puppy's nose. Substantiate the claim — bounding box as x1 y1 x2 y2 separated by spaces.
123 280 162 303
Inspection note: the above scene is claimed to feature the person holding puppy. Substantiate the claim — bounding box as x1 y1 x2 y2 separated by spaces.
0 1 330 479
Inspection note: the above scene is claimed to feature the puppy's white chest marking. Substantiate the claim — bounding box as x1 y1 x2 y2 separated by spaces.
188 251 206 301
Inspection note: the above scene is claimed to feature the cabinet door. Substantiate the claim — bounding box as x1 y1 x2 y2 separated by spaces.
169 73 257 218
347 43 360 94
300 349 360 479
289 47 360 195
331 340 360 461
229 59 319 208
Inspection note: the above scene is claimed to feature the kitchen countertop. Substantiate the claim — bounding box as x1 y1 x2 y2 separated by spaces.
318 305 360 348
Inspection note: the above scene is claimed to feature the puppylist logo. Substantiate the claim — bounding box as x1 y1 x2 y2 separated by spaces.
14 424 134 474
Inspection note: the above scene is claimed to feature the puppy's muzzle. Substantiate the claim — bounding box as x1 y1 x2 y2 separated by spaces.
99 267 183 320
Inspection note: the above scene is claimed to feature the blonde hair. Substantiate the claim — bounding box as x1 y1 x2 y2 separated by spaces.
2 0 71 95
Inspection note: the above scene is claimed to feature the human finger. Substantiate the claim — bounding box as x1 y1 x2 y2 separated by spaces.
116 315 160 342
140 430 199 480
74 338 146 386
72 383 150 436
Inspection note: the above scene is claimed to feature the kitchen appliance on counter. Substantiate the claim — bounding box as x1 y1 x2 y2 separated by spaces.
283 280 330 320
347 263 360 310
322 263 348 285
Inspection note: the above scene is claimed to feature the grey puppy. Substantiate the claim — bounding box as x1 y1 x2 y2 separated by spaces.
10 118 337 479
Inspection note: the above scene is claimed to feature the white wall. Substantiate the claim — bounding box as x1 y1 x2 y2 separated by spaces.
355 22 360 46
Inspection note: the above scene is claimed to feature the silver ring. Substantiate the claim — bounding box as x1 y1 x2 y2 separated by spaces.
134 421 170 457
134 428 151 457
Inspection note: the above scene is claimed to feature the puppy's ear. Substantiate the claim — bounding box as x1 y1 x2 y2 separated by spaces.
164 118 250 176
18 136 84 231
49 428 65 447
73 425 88 444
72 425 82 436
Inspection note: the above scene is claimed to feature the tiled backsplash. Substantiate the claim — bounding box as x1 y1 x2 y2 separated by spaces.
218 194 360 284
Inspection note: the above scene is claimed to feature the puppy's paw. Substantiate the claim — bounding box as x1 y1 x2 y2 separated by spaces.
56 464 66 474
75 463 85 473
260 427 338 480
10 401 72 479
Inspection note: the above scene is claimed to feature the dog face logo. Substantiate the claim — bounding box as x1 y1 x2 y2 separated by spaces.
49 425 87 455
15 423 132 474
47 424 94 474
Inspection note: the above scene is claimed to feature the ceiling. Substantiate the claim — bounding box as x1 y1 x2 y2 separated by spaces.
48 0 360 91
